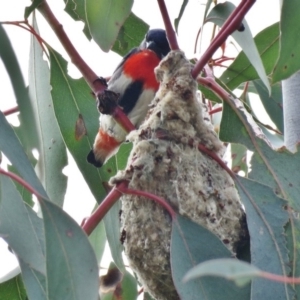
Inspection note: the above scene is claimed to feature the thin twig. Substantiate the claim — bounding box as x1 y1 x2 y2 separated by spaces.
0 167 44 199
192 0 256 79
125 188 176 219
82 181 128 235
2 106 19 116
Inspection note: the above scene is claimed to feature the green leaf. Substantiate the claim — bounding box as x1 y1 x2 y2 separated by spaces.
236 177 293 300
272 0 300 82
103 200 125 272
49 48 107 202
29 16 67 207
19 258 46 300
252 80 283 133
7 164 33 206
112 13 149 56
231 143 248 175
0 24 39 156
0 275 27 300
171 215 250 300
220 101 253 150
0 175 45 276
249 144 300 212
85 0 133 52
0 112 48 199
174 0 189 33
199 83 222 103
88 219 106 264
286 218 300 297
24 0 43 19
184 258 261 287
101 143 132 271
206 2 270 92
39 198 99 300
220 23 279 91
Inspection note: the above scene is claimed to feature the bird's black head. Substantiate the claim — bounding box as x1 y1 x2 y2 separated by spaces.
141 29 170 58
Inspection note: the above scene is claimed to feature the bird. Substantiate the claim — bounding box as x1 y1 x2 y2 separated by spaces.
87 29 171 168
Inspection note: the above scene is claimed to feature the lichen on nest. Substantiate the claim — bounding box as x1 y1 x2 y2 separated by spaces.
110 50 248 300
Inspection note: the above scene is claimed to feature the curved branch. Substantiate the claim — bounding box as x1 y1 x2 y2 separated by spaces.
82 181 128 235
0 167 44 199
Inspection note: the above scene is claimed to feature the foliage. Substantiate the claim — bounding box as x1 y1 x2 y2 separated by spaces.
0 1 300 299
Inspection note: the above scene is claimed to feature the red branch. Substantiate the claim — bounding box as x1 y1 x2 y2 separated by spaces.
260 271 300 284
82 181 176 235
197 144 235 179
191 0 256 79
157 0 179 50
0 167 44 199
1 20 48 54
125 188 176 219
209 106 222 115
38 1 106 96
82 181 128 235
112 107 136 132
2 106 19 116
38 1 136 133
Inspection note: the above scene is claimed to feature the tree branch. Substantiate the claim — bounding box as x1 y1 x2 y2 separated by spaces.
157 0 179 50
38 1 106 96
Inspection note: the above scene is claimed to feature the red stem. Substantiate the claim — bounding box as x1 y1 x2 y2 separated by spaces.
209 106 222 115
0 167 44 199
260 271 300 284
82 181 128 235
2 106 19 116
198 77 229 100
191 0 256 79
197 144 235 179
82 180 177 235
112 107 136 132
125 188 176 219
1 21 48 54
157 0 179 50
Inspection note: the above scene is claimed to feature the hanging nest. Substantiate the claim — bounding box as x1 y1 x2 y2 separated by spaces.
111 51 248 300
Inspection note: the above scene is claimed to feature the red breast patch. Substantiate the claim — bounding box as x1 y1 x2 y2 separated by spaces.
123 50 160 90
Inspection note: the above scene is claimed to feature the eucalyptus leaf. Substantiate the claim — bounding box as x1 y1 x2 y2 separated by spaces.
112 13 149 56
49 48 107 203
39 199 99 300
0 175 45 275
171 215 250 300
85 0 133 52
236 176 293 300
0 24 38 157
272 0 300 82
0 112 48 199
184 258 261 287
29 16 67 207
220 23 279 90
0 275 27 300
